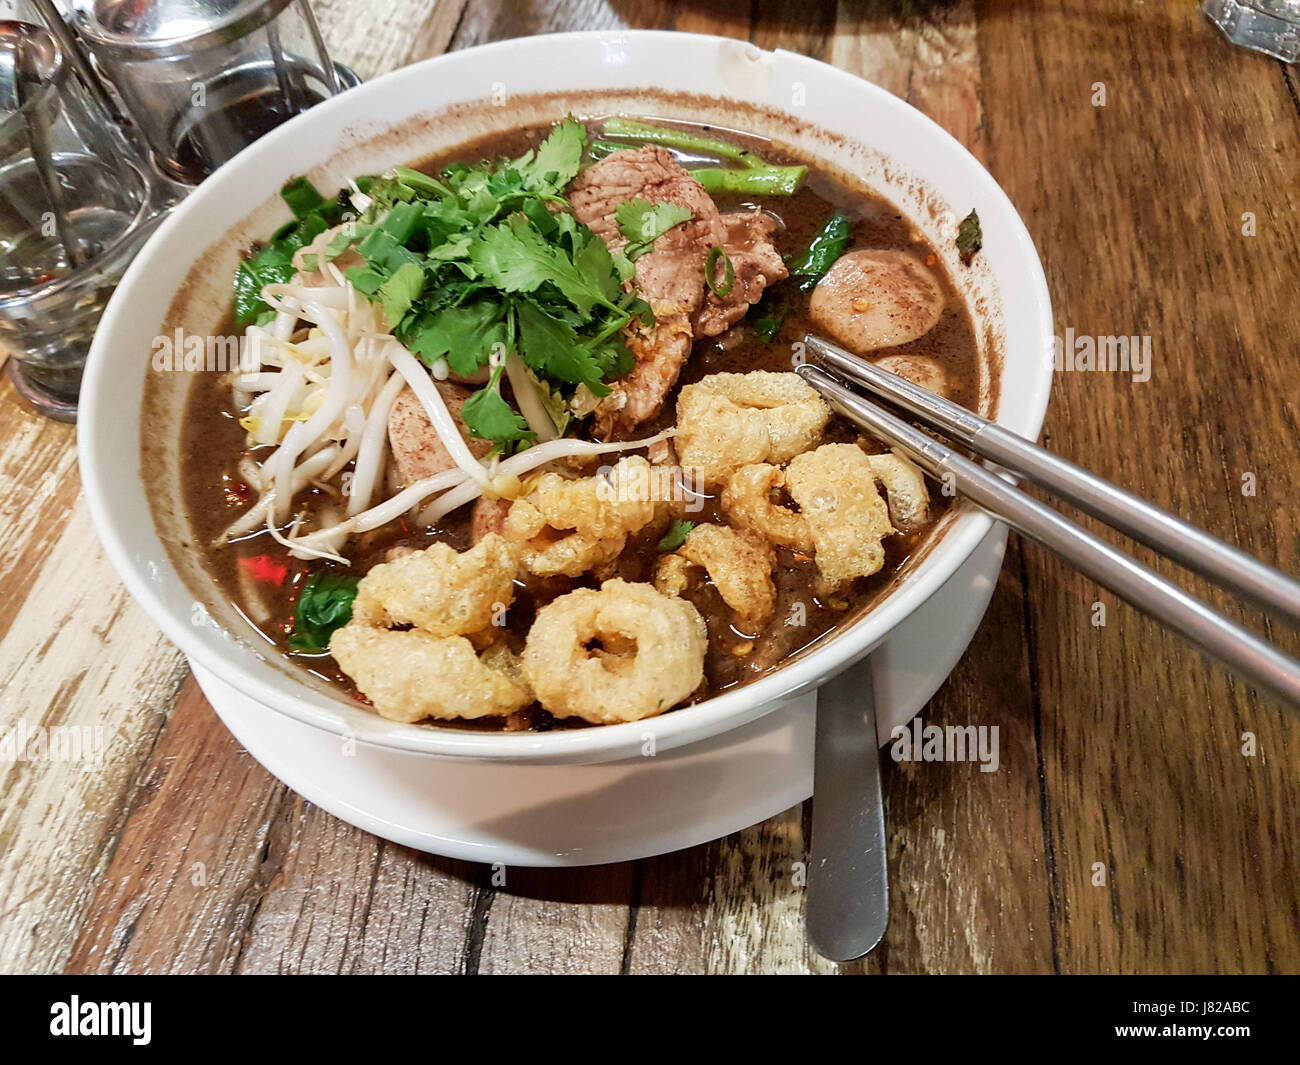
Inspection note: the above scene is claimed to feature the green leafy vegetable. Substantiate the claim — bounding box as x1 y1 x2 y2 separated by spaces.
461 353 535 447
345 122 640 448
289 571 359 653
408 301 507 377
515 297 611 394
469 213 620 318
615 198 693 260
513 116 588 193
657 519 696 553
378 261 426 328
749 209 851 343
706 246 735 297
789 210 852 291
751 302 785 343
956 209 982 263
281 176 326 219
234 119 649 453
233 177 348 326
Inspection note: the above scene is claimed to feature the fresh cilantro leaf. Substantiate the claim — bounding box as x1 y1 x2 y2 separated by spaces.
590 339 635 380
615 198 693 260
378 261 425 328
610 250 635 283
625 296 654 326
513 116 587 194
462 383 535 447
515 297 608 393
470 214 613 319
407 301 506 376
289 571 358 653
657 520 695 552
571 225 626 301
422 234 472 263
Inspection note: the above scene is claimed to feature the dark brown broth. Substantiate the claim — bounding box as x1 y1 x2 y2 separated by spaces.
178 118 981 729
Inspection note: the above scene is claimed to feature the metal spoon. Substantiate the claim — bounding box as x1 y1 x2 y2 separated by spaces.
805 653 889 962
14 24 83 271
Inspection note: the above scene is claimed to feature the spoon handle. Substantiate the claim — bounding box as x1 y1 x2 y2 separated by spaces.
806 654 889 962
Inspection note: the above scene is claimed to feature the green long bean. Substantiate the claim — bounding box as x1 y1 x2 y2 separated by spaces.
688 165 808 197
602 117 761 167
599 117 808 196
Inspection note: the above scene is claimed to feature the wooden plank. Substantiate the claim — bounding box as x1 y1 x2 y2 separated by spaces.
449 0 674 49
473 864 638 974
630 543 1053 973
8 0 1290 978
0 381 188 973
977 0 1300 973
629 806 839 975
61 2 492 979
66 678 482 974
312 0 470 78
624 0 1053 974
65 679 292 974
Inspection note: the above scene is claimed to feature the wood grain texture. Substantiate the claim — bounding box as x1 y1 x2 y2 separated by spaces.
977 0 1300 973
0 379 189 975
1 0 1296 976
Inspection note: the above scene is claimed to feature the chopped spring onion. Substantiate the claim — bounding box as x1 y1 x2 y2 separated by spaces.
706 246 735 298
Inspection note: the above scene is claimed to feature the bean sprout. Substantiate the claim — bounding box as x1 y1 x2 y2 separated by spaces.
222 259 656 566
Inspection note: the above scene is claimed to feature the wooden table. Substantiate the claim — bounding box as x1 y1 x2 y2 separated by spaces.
2 0 1297 975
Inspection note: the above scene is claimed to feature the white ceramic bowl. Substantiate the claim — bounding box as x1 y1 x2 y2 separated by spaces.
79 31 1053 765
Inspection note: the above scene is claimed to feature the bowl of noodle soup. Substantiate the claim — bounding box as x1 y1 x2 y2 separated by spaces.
79 31 1052 764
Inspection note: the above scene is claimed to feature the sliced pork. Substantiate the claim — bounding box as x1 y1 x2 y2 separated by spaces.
567 146 784 434
387 382 491 486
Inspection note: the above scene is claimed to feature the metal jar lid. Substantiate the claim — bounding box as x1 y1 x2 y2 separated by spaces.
0 21 67 142
69 0 296 60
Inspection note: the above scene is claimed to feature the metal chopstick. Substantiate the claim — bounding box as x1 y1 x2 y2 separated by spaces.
794 361 1300 709
804 334 1300 629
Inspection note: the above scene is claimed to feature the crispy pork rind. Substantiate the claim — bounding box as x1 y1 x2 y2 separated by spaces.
330 627 531 723
349 533 516 637
721 463 813 551
653 552 693 598
674 371 830 487
866 449 931 529
521 579 707 725
657 524 777 631
785 443 893 588
504 456 658 577
328 534 529 722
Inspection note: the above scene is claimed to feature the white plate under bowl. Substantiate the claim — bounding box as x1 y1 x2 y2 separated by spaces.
195 526 1007 866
